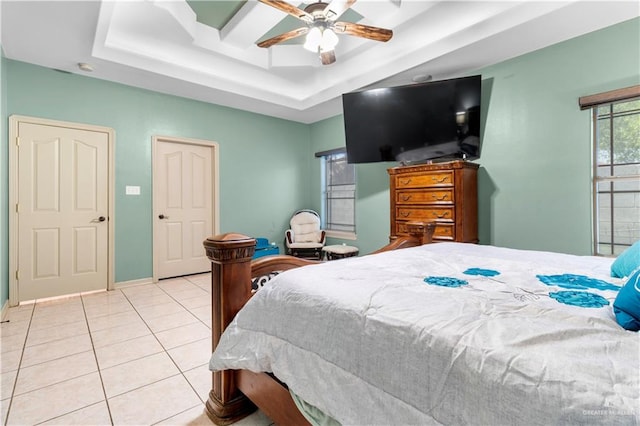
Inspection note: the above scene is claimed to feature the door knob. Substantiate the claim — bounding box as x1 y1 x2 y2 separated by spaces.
159 214 169 219
98 216 106 222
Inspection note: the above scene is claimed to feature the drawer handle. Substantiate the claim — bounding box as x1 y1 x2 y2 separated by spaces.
400 178 412 185
435 212 449 218
431 176 449 183
432 194 448 201
401 195 412 201
400 212 411 218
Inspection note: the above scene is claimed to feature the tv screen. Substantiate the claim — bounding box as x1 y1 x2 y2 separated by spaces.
342 75 481 164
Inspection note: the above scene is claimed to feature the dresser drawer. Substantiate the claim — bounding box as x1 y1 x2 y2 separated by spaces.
396 221 454 240
395 171 454 189
396 189 454 205
396 206 455 222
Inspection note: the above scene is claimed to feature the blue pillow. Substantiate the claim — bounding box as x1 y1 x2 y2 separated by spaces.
611 240 640 278
613 267 640 331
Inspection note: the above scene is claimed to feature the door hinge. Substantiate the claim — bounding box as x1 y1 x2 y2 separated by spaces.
15 137 20 147
16 203 20 213
15 270 20 280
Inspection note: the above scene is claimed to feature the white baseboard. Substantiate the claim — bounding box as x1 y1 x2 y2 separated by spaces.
114 277 154 290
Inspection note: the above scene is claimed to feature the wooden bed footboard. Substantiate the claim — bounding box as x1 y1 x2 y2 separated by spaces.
202 221 435 425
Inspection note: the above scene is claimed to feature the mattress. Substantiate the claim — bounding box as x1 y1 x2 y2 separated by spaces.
210 242 639 425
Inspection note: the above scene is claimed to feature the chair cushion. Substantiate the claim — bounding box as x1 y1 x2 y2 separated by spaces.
288 242 324 249
290 212 322 243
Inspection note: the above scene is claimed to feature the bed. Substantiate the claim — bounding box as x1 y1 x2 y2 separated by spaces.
203 222 639 425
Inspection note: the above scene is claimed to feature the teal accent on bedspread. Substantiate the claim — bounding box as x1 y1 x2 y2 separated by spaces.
424 276 468 287
424 268 618 310
464 268 500 277
548 291 610 308
536 274 620 291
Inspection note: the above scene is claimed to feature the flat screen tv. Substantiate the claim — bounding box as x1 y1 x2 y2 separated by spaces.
342 75 481 164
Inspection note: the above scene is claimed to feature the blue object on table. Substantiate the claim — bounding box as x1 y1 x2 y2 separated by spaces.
253 237 279 259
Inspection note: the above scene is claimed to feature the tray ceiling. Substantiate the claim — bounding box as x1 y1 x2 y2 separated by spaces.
1 1 638 123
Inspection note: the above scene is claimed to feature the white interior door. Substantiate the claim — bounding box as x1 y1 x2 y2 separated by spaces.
16 121 110 301
154 138 216 279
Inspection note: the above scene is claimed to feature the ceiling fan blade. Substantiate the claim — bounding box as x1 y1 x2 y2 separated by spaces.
333 21 393 42
320 49 336 65
257 27 309 48
323 0 357 20
258 0 313 23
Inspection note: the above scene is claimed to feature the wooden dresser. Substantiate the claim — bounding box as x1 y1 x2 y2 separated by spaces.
388 161 479 243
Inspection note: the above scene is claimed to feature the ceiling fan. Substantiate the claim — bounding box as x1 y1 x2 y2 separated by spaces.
256 0 393 65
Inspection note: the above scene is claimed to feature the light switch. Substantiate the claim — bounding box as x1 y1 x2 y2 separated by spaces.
125 185 141 195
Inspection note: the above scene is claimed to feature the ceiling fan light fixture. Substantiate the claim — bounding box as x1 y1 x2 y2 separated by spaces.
304 26 339 53
321 28 339 51
304 27 323 52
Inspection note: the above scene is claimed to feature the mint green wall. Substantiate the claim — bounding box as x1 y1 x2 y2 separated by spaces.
4 60 311 288
310 18 640 256
477 17 639 254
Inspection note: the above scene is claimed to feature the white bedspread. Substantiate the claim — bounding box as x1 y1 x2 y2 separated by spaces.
210 243 640 425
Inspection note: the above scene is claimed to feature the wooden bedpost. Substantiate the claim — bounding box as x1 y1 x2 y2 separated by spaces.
203 233 257 425
406 220 436 245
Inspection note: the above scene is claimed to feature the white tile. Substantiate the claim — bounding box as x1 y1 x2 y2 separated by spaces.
32 298 84 321
128 293 175 309
0 349 22 373
1 369 17 401
95 334 164 370
86 309 145 333
165 287 208 302
25 320 88 347
136 301 188 322
154 322 211 350
143 310 199 333
21 333 92 368
0 318 30 338
14 350 97 396
178 295 211 311
28 310 86 331
81 289 126 306
182 364 212 403
101 351 180 398
0 332 27 354
33 295 83 312
155 404 215 425
108 375 201 425
121 284 166 300
90 320 151 349
39 401 112 425
6 372 104 425
1 398 9 426
3 307 33 323
185 273 211 287
188 305 212 324
156 278 192 291
167 337 211 372
83 299 135 319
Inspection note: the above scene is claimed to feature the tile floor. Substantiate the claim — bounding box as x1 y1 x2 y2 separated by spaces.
0 273 274 426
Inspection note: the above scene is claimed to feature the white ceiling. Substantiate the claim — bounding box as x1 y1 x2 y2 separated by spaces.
1 1 638 124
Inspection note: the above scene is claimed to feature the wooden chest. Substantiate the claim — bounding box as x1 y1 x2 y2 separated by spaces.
388 161 478 243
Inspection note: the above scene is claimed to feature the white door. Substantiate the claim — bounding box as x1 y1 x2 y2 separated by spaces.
16 122 110 301
154 138 216 279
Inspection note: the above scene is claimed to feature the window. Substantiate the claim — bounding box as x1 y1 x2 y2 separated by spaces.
317 149 356 237
581 86 640 255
